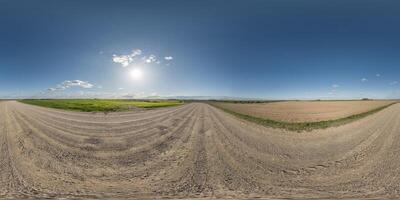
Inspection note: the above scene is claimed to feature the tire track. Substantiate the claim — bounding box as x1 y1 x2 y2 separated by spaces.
1 101 400 199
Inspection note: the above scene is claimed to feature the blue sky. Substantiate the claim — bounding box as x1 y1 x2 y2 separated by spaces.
1 0 400 99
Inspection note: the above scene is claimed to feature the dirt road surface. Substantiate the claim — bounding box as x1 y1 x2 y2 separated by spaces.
1 101 400 199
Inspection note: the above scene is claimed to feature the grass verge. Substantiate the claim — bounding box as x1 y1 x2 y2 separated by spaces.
210 102 397 132
19 99 183 112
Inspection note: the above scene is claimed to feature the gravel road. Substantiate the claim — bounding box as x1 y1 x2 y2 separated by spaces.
1 101 400 199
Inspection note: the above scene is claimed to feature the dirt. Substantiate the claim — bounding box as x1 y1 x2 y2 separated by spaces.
1 101 400 199
214 100 396 122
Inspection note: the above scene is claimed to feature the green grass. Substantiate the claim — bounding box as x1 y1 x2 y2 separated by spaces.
19 99 183 112
210 102 397 132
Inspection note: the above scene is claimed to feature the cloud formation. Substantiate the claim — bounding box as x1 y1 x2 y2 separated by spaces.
112 49 173 67
361 78 368 82
164 56 173 60
376 74 381 77
112 49 142 67
62 80 94 89
390 81 398 85
144 54 157 63
112 54 132 67
47 80 94 92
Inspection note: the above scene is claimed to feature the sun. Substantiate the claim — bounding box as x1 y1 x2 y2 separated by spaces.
130 68 143 80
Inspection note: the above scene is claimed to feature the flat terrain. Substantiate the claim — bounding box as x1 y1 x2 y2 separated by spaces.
213 100 396 122
20 99 183 112
1 101 400 199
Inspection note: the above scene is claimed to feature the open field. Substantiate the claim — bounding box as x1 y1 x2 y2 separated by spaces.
211 100 398 131
19 99 183 112
1 100 400 199
212 100 397 122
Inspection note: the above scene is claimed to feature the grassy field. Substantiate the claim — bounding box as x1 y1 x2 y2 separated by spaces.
211 101 398 132
19 99 183 112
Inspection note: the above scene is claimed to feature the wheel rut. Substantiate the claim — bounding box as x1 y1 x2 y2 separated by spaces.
1 101 400 199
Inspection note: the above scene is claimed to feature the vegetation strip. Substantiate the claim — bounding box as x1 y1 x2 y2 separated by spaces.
210 102 398 132
19 99 183 112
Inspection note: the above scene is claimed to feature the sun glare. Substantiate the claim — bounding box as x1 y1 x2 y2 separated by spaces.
130 68 143 80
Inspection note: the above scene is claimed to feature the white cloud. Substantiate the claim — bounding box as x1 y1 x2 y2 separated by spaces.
145 54 157 63
47 80 94 92
112 55 131 67
118 87 124 90
131 49 142 57
376 74 381 77
332 84 339 88
361 78 368 82
55 84 66 90
112 49 173 67
62 80 94 89
390 81 398 85
112 49 142 67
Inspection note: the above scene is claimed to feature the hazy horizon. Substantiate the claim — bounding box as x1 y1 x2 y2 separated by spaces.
1 0 400 99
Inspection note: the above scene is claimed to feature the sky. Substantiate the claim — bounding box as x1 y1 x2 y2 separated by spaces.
1 0 400 99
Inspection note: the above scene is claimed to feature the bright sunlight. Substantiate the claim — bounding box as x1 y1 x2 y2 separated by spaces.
130 68 143 80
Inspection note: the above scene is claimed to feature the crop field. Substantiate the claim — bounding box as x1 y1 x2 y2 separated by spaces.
211 100 398 131
19 99 183 112
213 100 397 122
1 100 400 199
